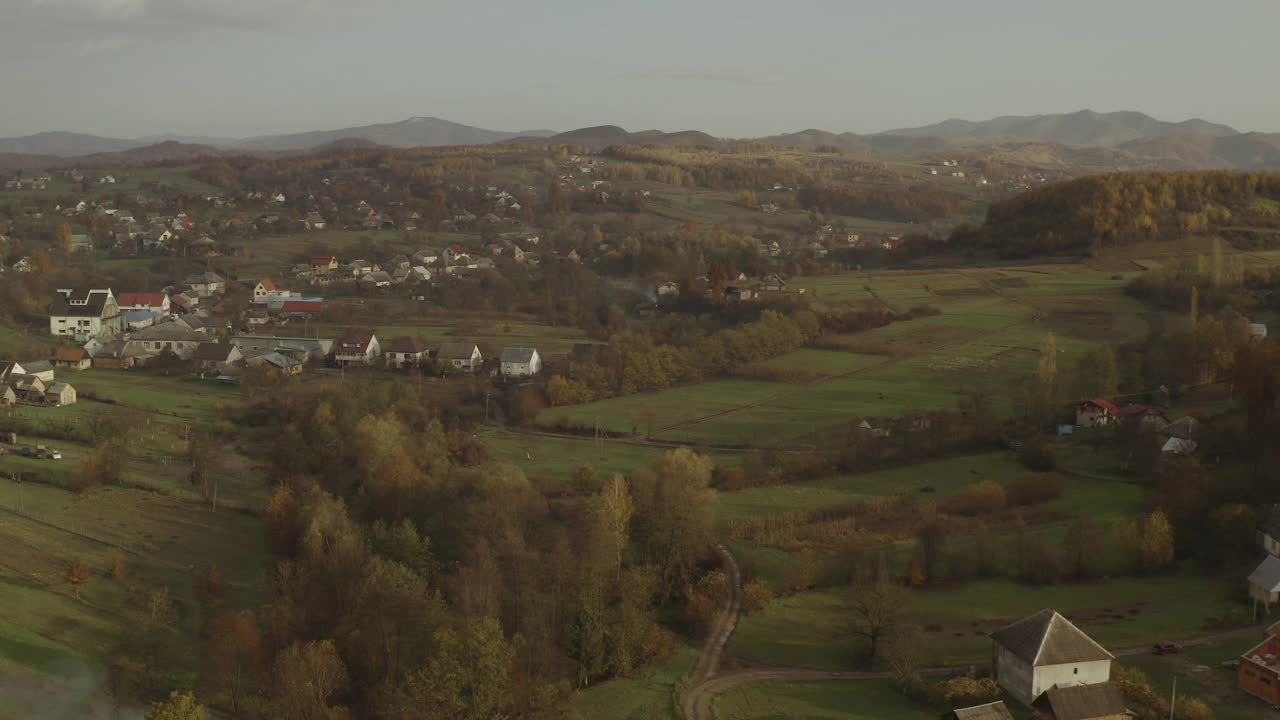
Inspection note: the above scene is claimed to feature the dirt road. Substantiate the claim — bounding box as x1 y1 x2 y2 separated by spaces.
676 543 1266 720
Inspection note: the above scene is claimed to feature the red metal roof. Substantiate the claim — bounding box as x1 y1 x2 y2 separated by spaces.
280 300 321 314
1116 403 1161 417
116 292 167 308
311 255 337 265
1082 398 1120 413
257 278 277 291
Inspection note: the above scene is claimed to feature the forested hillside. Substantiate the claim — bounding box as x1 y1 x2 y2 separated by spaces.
952 171 1280 256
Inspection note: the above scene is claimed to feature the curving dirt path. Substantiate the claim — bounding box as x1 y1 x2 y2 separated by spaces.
677 543 1268 720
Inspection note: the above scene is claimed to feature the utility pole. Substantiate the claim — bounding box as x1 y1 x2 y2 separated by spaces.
1168 675 1176 720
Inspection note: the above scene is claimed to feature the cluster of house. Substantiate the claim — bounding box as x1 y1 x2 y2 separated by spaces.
333 332 543 377
1073 398 1200 456
0 360 77 408
945 609 1127 720
4 174 52 191
298 253 437 288
656 273 794 303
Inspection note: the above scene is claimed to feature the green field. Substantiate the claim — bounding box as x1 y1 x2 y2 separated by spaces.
714 680 937 720
537 263 1153 447
570 647 695 720
478 427 741 489
730 574 1244 669
0 478 265 680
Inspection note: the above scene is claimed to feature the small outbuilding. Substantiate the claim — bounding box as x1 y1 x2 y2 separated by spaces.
1249 555 1280 616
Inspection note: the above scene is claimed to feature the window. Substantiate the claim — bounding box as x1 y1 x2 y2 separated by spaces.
1073 668 1078 675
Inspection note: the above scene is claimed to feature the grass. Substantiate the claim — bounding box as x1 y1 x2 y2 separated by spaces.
714 679 937 720
536 262 1152 448
570 646 695 720
478 427 741 490
1124 635 1280 720
730 574 1243 670
0 326 57 360
0 478 266 680
716 452 1026 524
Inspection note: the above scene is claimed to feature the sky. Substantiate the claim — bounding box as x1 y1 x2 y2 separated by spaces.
0 0 1277 140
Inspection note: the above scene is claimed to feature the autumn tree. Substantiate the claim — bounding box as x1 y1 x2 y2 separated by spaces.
65 559 90 599
1123 509 1176 573
1072 344 1119 400
630 449 717 600
145 691 205 720
269 640 350 720
390 618 514 720
203 611 262 715
848 579 908 665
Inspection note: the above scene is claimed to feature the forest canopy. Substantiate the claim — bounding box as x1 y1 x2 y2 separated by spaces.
951 171 1280 257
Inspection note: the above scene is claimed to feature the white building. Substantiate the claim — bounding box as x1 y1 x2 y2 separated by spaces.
500 347 541 377
990 609 1113 706
334 332 380 365
49 289 123 342
437 342 482 373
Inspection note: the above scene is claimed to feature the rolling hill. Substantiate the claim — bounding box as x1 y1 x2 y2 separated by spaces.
1118 133 1280 170
0 132 142 157
232 117 555 152
877 110 1237 147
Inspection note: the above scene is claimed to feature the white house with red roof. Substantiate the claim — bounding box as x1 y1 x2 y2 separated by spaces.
116 292 170 315
1075 399 1118 428
334 332 380 366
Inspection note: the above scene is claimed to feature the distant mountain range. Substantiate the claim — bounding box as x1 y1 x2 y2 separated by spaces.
231 116 556 152
875 109 1238 147
0 110 1278 171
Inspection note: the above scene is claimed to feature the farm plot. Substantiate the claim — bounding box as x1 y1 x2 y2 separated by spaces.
714 679 936 720
730 573 1242 670
0 479 266 680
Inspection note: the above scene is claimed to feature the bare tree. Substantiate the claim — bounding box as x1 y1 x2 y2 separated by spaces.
848 579 908 665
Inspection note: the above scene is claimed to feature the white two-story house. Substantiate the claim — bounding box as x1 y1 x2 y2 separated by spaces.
49 288 123 342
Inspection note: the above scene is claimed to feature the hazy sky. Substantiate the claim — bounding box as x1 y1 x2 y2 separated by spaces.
1 0 1277 139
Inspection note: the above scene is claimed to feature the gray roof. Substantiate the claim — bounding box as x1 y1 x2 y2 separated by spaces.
990 609 1112 666
46 382 72 394
192 342 237 362
1250 555 1280 593
50 289 115 318
950 702 1014 720
500 347 538 364
127 324 206 343
438 342 479 360
1033 683 1126 720
22 360 52 374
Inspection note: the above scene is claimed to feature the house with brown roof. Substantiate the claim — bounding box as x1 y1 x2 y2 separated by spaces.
1030 682 1128 720
311 255 339 274
335 332 380 366
991 609 1113 706
437 342 482 373
253 278 279 302
384 337 430 369
51 346 90 370
192 342 243 373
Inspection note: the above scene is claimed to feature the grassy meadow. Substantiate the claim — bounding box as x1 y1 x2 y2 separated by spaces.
537 262 1153 447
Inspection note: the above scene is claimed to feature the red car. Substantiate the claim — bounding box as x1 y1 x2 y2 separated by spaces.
1152 642 1183 655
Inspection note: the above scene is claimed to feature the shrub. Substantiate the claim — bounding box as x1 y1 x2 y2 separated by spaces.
1006 473 1065 506
1018 436 1058 471
740 578 774 613
939 676 1001 708
942 480 1007 516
